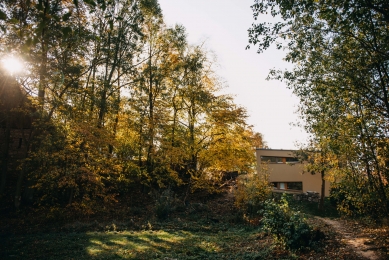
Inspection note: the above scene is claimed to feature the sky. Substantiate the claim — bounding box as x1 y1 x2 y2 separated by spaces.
158 0 309 149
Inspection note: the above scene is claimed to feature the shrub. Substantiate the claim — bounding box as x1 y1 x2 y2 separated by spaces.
154 188 177 220
235 168 272 214
330 180 389 220
260 195 324 250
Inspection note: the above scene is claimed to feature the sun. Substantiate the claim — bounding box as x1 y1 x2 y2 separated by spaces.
2 56 24 75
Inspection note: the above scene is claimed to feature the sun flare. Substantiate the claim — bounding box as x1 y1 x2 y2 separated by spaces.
2 56 24 75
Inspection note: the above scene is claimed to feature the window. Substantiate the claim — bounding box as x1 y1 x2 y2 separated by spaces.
261 156 283 163
287 182 302 190
261 156 299 164
285 157 299 163
272 182 303 191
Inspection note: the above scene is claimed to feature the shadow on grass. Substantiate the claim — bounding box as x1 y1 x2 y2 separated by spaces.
1 225 274 259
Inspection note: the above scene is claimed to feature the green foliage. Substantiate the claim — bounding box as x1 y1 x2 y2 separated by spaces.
235 169 272 214
330 180 389 220
248 0 389 218
25 120 120 215
260 195 324 250
0 0 266 215
288 196 339 218
153 188 178 220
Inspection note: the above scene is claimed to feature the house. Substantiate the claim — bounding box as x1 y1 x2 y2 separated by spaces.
256 148 330 197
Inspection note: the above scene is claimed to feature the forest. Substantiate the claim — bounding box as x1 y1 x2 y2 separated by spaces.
0 0 264 214
1 0 389 259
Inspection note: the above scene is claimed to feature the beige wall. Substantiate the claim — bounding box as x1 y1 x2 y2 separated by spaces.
256 149 330 197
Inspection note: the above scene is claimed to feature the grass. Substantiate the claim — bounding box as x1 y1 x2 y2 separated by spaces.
1 198 372 260
0 191 346 260
1 221 277 260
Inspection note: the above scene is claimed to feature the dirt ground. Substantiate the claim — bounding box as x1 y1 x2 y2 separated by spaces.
314 217 389 260
192 181 389 260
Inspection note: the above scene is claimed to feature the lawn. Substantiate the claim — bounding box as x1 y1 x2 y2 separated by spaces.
1 221 276 260
0 193 379 260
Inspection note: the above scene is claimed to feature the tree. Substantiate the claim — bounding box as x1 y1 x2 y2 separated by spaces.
0 0 268 213
248 0 389 217
294 139 341 212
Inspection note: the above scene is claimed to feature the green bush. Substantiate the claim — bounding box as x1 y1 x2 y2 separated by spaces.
235 170 272 215
154 188 177 220
260 195 324 250
330 180 389 220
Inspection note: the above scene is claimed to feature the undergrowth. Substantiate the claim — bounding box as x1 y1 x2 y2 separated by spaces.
260 194 325 251
287 196 339 219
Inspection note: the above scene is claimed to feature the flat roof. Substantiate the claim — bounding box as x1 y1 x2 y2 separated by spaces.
255 148 296 151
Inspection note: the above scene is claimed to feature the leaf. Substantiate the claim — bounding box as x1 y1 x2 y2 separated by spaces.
63 12 72 22
83 0 96 7
26 37 33 47
36 0 43 11
53 14 61 22
9 18 19 24
0 10 7 20
62 26 72 37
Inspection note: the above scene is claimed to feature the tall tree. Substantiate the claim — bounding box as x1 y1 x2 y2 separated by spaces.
248 0 389 217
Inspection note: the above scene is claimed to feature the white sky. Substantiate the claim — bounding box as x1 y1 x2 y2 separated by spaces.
158 0 309 149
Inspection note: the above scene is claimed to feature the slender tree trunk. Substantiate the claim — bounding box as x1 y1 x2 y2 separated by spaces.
97 88 107 128
14 127 33 210
136 99 144 167
88 25 101 120
170 103 177 166
38 0 49 109
98 24 121 129
319 169 325 212
15 149 29 209
89 63 97 119
146 45 154 172
0 113 11 195
109 87 121 154
68 187 74 205
188 97 197 172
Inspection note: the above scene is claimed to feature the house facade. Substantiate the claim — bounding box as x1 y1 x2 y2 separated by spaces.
256 148 330 197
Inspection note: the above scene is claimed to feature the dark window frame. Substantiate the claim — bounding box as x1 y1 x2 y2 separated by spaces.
272 182 303 191
261 156 299 164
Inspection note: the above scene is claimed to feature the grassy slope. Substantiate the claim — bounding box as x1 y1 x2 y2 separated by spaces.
0 191 381 260
1 221 276 260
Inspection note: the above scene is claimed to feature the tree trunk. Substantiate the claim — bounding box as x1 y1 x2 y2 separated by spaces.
109 94 121 155
14 128 33 210
97 88 107 128
68 187 74 205
0 113 11 195
15 159 26 210
188 97 197 172
38 0 49 108
318 169 325 212
146 46 154 172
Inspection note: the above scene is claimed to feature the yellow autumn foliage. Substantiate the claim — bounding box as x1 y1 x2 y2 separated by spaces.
234 165 272 214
